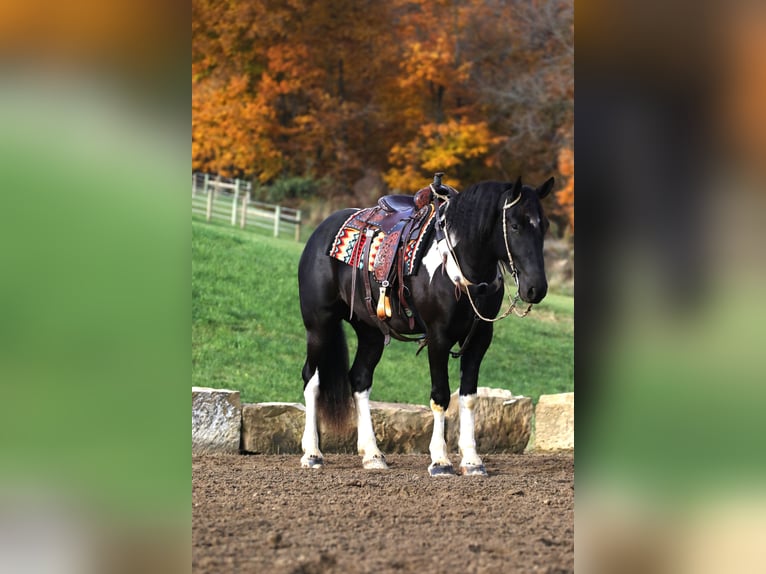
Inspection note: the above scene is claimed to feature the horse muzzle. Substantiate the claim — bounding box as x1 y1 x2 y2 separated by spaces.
520 281 547 304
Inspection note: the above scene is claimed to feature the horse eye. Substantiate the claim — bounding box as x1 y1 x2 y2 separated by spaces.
511 223 520 232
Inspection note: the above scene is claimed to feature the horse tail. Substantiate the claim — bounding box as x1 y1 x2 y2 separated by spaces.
315 321 353 433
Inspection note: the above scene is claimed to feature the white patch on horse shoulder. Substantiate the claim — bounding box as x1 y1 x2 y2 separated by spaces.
439 238 464 285
422 241 444 283
422 235 466 286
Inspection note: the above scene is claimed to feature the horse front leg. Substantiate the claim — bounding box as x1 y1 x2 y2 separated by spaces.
427 343 455 477
456 393 486 476
354 389 388 469
457 322 493 476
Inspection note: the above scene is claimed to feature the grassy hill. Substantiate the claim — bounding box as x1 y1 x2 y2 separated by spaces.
192 219 573 405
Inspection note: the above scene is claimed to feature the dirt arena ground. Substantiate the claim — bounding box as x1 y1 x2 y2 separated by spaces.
193 452 573 573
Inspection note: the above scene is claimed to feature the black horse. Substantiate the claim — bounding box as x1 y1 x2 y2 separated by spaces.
298 176 553 476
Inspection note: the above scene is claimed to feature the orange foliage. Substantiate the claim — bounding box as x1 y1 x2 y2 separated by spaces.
556 146 574 233
191 0 574 233
192 74 282 181
385 119 502 191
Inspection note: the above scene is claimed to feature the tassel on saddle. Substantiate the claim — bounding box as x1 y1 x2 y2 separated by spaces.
376 282 392 320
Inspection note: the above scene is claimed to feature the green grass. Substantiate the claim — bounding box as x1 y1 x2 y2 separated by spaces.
192 220 573 405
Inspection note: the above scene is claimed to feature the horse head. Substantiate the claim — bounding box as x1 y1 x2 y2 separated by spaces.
498 176 554 304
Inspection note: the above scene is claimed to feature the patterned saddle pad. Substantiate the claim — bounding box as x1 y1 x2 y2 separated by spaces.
328 203 437 279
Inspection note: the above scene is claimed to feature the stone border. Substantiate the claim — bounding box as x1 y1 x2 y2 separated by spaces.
192 387 573 455
534 392 574 451
192 387 242 454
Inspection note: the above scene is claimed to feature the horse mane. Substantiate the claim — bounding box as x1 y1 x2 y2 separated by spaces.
445 181 510 245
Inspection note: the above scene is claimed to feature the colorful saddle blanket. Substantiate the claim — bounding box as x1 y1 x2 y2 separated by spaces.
328 201 437 282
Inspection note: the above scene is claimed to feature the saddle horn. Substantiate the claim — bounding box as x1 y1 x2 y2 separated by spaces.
431 172 458 200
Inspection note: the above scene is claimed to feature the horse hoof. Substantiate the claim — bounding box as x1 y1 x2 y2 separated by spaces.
459 464 487 477
363 455 389 470
428 463 456 477
301 455 324 469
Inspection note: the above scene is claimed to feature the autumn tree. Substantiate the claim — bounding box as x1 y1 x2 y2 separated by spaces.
437 0 573 233
192 0 398 191
382 0 504 189
191 0 574 233
385 119 502 190
556 144 574 234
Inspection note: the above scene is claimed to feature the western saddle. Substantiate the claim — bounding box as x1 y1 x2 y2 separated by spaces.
343 173 458 341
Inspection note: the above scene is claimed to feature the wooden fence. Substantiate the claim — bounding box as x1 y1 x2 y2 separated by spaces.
191 173 302 241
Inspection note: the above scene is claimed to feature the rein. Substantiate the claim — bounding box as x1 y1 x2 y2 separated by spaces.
441 192 533 322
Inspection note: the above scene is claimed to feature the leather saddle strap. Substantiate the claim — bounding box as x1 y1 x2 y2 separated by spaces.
348 238 360 320
374 215 409 283
396 217 420 330
347 222 370 320
396 242 416 330
360 228 378 321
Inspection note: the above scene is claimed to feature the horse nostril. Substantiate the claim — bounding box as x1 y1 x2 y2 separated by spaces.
527 286 536 301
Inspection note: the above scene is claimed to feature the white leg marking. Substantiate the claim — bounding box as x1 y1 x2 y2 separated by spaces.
429 400 450 466
458 394 486 475
354 390 388 469
300 371 323 468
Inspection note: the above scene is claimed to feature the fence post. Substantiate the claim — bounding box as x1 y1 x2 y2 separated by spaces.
202 173 209 196
206 178 217 222
273 205 281 237
240 192 250 229
294 210 302 242
231 179 241 226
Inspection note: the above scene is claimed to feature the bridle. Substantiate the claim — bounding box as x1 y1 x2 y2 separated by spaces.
440 191 534 322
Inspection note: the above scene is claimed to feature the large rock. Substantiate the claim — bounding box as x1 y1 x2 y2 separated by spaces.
192 387 242 454
316 401 433 454
241 402 306 454
240 400 433 455
370 401 433 454
445 387 533 454
535 392 574 451
238 388 532 455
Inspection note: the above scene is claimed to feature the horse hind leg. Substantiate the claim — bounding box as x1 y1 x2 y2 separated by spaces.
300 363 324 469
300 321 346 468
349 321 388 470
300 313 355 469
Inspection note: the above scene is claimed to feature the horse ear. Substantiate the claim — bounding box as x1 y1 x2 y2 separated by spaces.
511 176 523 198
501 177 523 209
537 177 555 199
